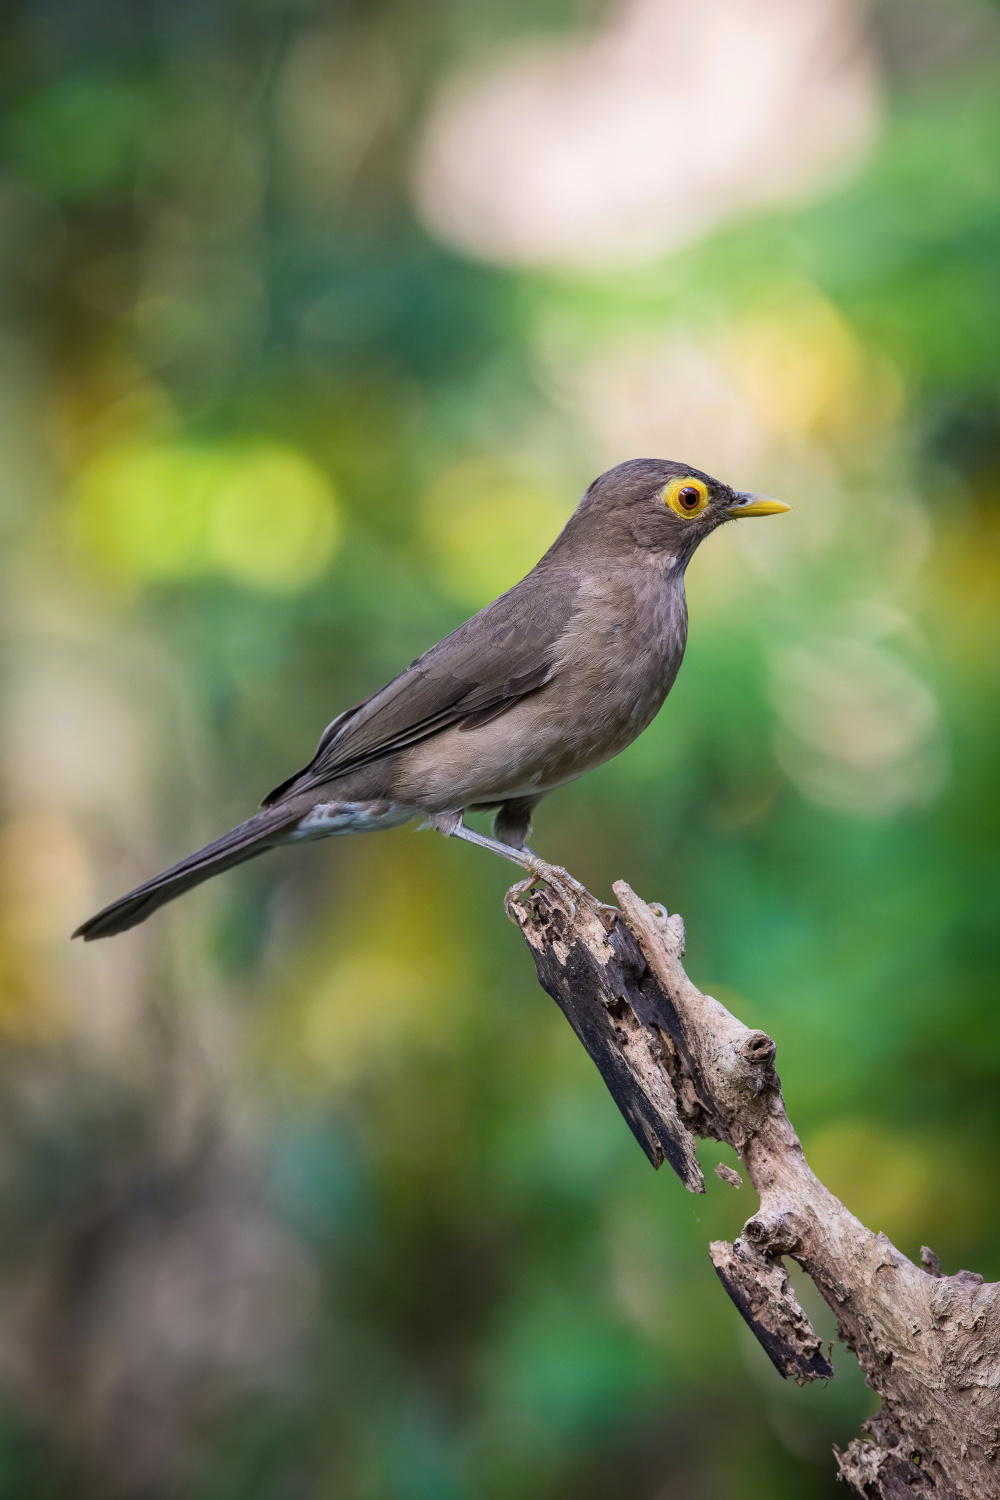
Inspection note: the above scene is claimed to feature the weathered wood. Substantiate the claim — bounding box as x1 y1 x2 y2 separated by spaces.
709 1237 833 1383
508 879 1000 1500
515 891 702 1187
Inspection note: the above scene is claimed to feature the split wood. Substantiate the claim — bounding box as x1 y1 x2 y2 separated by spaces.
509 879 999 1498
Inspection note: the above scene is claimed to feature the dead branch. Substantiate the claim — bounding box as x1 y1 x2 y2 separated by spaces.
509 879 999 1499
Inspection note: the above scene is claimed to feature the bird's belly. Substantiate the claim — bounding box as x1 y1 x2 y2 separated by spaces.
394 667 672 811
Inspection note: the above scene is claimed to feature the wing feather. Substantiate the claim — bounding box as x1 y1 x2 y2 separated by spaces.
262 567 579 806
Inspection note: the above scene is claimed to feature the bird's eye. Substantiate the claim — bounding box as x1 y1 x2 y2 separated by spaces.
663 477 710 519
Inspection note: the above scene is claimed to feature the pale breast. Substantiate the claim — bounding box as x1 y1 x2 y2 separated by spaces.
393 557 689 811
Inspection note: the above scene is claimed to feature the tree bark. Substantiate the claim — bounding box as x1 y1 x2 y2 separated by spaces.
508 879 999 1498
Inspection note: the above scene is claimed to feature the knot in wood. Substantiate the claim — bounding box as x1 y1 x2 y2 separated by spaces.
742 1211 799 1256
743 1218 768 1247
739 1031 776 1067
727 1031 778 1099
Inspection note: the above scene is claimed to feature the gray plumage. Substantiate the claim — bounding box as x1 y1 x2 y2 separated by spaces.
75 458 787 940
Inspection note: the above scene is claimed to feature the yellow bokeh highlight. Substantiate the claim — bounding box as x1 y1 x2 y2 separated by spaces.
0 811 93 1040
933 506 1000 670
805 1121 937 1248
260 840 473 1091
421 456 573 608
70 440 341 592
209 448 341 590
73 443 223 578
728 287 903 441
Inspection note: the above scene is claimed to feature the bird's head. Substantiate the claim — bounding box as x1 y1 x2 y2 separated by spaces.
554 458 789 565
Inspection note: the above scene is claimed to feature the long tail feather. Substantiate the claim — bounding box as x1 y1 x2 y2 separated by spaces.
73 806 301 941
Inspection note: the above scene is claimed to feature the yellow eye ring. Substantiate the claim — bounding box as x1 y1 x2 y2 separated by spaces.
662 476 709 519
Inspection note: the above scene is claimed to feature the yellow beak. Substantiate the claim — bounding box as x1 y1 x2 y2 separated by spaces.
726 491 791 518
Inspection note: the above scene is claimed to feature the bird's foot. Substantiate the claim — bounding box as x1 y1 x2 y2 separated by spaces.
503 858 617 931
502 870 577 921
431 816 617 930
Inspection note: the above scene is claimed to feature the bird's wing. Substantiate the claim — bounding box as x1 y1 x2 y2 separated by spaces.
261 567 579 806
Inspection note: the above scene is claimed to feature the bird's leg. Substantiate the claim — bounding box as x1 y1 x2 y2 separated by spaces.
427 813 617 927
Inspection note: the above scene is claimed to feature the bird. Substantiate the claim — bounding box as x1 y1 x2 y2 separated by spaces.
74 458 788 940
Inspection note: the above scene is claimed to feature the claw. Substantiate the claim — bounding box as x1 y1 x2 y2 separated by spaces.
536 864 618 927
504 871 576 921
504 859 619 930
503 875 542 920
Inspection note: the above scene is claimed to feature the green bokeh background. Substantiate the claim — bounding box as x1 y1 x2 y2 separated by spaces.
0 2 998 1496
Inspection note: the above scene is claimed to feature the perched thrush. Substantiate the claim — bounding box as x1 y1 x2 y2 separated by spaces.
74 458 788 939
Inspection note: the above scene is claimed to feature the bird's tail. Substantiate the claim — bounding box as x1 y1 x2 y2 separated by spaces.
73 805 302 941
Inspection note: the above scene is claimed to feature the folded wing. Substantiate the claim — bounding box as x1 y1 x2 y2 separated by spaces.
262 566 580 806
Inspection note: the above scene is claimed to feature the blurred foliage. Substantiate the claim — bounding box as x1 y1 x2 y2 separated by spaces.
0 1 998 1497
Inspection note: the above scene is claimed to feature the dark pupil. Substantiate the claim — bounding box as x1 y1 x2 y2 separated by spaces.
678 486 700 509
